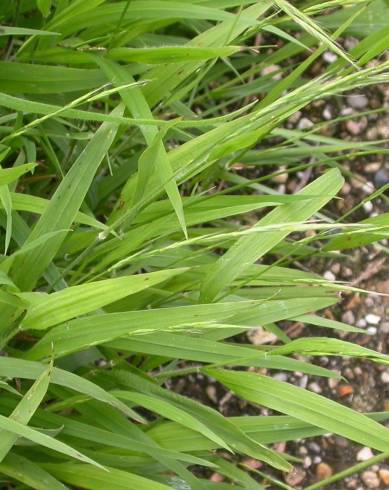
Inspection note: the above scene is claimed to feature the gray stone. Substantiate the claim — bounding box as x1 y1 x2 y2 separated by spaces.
365 313 380 325
347 94 368 109
374 168 389 187
342 310 355 325
297 117 314 130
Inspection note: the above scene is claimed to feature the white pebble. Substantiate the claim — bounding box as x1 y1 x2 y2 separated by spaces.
323 51 338 63
288 111 302 124
363 201 373 213
341 107 353 116
363 182 375 193
367 326 377 335
299 375 308 389
356 447 374 461
273 373 288 382
381 371 389 383
347 94 368 110
365 314 381 325
324 271 336 281
297 117 314 130
308 382 322 394
323 106 332 120
303 456 312 468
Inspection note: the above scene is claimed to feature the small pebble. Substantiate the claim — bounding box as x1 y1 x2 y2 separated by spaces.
324 271 336 281
381 371 389 384
303 456 312 468
350 177 365 190
285 467 306 486
323 51 338 63
342 310 355 325
362 182 375 193
347 94 368 109
308 442 321 453
374 167 389 187
344 37 358 50
365 297 375 308
366 127 378 140
363 201 373 213
361 470 380 489
273 169 288 184
261 64 281 80
356 447 374 462
365 313 381 325
367 326 377 335
323 106 333 120
356 318 367 328
346 477 359 489
337 384 353 397
297 117 314 130
313 456 322 464
248 328 277 345
331 262 341 274
344 368 354 379
309 382 322 394
206 385 218 404
273 373 288 382
274 441 286 453
346 119 367 136
94 359 108 368
299 375 308 389
316 462 333 480
341 107 353 116
365 162 381 173
378 468 389 485
334 436 349 448
210 473 224 483
242 458 262 470
377 119 389 138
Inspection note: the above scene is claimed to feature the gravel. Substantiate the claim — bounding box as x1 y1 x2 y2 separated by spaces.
347 94 369 109
365 313 381 325
361 470 380 489
356 447 374 462
297 117 314 130
374 167 389 187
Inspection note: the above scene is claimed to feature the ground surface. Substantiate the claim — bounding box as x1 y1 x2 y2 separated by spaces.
173 48 389 489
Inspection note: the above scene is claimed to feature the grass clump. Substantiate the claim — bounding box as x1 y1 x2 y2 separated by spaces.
0 0 388 488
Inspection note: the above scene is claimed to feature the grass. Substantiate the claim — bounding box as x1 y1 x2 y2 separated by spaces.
0 0 388 488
